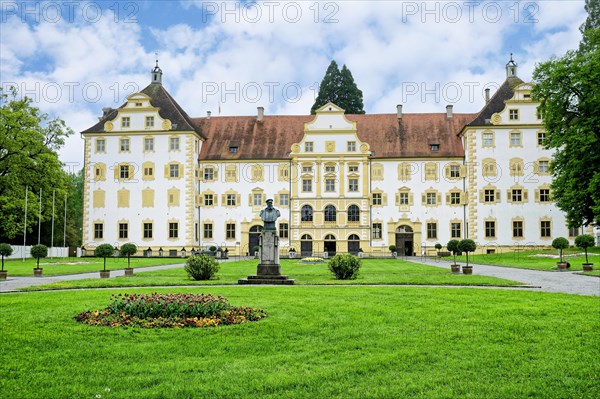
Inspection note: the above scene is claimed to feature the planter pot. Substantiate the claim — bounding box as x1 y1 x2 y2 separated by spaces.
462 266 473 275
0 270 7 280
450 264 461 274
556 262 568 271
124 267 134 277
99 270 110 278
392 252 397 258
289 252 297 259
582 263 594 272
33 267 43 277
358 252 364 258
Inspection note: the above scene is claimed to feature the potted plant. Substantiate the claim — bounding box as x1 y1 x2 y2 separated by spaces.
458 239 476 274
288 247 297 258
447 239 460 274
552 237 569 271
95 243 114 278
435 243 442 257
30 244 48 276
0 243 13 280
358 248 364 258
388 245 397 258
120 243 137 277
575 234 595 271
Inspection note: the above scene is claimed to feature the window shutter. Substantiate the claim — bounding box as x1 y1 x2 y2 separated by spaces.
164 164 169 178
114 165 119 180
444 166 450 179
128 164 134 179
459 165 467 178
533 161 540 174
460 192 466 205
409 193 414 205
495 190 501 203
446 193 451 204
248 194 252 204
421 193 426 204
437 193 442 204
236 194 241 205
479 190 484 202
395 193 399 206
179 164 184 178
221 194 226 204
507 190 511 202
523 190 529 201
534 189 540 202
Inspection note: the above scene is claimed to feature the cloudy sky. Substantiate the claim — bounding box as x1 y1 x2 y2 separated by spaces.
0 0 588 168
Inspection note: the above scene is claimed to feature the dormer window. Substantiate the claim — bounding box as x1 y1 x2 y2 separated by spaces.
135 102 142 107
145 116 154 128
229 146 238 154
430 144 440 152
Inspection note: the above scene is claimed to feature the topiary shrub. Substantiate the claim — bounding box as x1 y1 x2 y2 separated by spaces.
447 239 460 265
458 239 476 268
95 243 114 271
552 237 569 263
0 243 13 271
328 253 361 280
30 244 48 268
388 245 397 253
575 234 595 264
185 254 220 280
120 243 137 268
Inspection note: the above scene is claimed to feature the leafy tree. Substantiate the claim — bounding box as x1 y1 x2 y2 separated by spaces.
447 239 460 265
532 0 600 227
458 239 476 268
311 60 365 114
120 243 138 268
30 244 48 268
0 87 73 241
575 234 595 264
95 244 114 271
552 237 570 263
0 243 13 271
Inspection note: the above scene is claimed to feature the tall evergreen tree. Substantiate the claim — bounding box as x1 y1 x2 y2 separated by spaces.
311 60 365 114
532 0 600 227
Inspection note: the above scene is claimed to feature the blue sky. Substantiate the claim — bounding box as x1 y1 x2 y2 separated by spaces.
0 0 588 167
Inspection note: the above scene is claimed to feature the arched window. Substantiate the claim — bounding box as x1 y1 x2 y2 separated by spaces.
301 205 313 222
324 205 337 222
347 205 360 222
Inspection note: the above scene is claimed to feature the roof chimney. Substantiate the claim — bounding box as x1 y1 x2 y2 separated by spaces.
207 111 211 119
396 104 403 120
485 88 490 103
257 106 264 122
446 105 453 118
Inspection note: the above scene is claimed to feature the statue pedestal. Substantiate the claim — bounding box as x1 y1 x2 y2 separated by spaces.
239 230 294 285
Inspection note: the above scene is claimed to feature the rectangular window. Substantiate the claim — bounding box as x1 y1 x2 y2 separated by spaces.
372 193 382 205
399 192 409 205
451 222 461 238
510 132 521 146
347 141 356 151
512 189 522 202
119 223 128 239
536 107 542 119
450 192 461 205
122 117 130 128
426 192 437 205
513 221 523 238
226 223 236 240
143 223 153 239
568 227 580 237
427 223 437 240
279 194 289 206
541 221 551 237
348 178 359 192
279 223 289 239
302 166 313 173
144 138 154 151
305 142 313 152
325 179 336 192
135 102 142 107
169 222 178 238
539 189 551 202
429 144 439 152
203 223 213 239
537 132 546 145
120 165 130 179
170 137 180 151
325 165 336 173
226 168 237 181
145 116 154 128
449 165 460 178
226 194 237 206
169 164 179 178
253 193 262 206
348 165 359 172
144 166 153 178
484 189 495 203
94 223 103 239
204 167 214 181
485 221 496 238
509 109 519 120
482 132 494 147
120 138 130 152
372 223 383 239
538 161 549 174
302 179 312 192
204 194 213 206
229 146 238 154
96 139 105 152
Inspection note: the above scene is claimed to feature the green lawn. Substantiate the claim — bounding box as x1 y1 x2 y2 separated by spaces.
19 259 522 291
1 286 598 398
1 257 185 276
445 247 600 271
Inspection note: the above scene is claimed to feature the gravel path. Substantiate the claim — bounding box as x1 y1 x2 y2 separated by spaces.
1 257 599 296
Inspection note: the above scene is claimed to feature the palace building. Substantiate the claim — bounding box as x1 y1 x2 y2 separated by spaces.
81 58 591 257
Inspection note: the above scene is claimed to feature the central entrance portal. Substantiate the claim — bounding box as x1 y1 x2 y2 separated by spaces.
249 225 263 256
395 225 414 256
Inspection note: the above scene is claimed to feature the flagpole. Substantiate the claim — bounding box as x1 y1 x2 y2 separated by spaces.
38 188 42 245
51 190 55 258
63 193 67 250
23 186 28 261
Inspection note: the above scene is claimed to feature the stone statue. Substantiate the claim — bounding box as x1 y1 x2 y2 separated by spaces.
259 199 280 231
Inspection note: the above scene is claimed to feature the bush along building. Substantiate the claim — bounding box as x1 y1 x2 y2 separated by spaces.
81 58 592 257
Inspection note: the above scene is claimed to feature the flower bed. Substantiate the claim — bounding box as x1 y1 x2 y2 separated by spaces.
300 257 325 264
75 292 267 328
